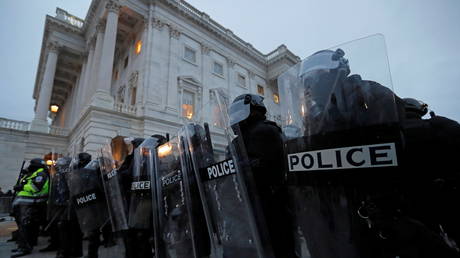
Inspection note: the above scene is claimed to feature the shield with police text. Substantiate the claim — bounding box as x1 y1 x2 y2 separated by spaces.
99 144 129 232
67 159 109 234
128 137 160 229
178 88 276 258
153 136 210 258
47 157 72 221
278 35 404 258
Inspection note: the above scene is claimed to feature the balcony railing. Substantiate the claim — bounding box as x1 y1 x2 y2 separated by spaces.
114 102 137 115
49 126 70 136
0 118 30 131
55 8 84 28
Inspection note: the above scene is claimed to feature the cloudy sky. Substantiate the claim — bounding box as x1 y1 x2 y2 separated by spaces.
0 0 459 122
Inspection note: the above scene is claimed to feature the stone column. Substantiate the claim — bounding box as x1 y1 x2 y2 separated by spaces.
91 0 120 109
30 42 60 133
78 38 95 110
86 27 103 105
226 57 235 97
201 43 211 120
165 25 181 113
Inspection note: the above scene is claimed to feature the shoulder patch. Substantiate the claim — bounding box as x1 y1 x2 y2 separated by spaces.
35 176 43 183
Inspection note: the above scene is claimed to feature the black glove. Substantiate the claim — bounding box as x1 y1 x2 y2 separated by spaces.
13 184 23 192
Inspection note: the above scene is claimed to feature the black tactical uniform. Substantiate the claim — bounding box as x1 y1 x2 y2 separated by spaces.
230 94 296 258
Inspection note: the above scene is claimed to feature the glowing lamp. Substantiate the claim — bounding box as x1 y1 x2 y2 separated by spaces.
50 105 59 113
135 40 142 55
158 143 172 157
46 160 54 166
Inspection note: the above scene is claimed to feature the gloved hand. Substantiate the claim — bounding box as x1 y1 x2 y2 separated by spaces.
13 184 23 192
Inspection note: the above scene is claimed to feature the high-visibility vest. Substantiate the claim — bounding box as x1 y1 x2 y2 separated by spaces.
14 168 49 205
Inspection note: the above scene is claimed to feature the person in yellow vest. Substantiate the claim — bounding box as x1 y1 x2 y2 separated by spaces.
11 158 49 258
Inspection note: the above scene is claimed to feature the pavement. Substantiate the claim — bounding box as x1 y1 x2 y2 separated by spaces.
0 216 125 258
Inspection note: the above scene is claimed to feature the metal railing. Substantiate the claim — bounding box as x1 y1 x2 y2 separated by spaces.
0 118 30 131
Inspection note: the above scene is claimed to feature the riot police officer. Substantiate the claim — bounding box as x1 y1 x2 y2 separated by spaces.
11 158 49 257
229 94 296 258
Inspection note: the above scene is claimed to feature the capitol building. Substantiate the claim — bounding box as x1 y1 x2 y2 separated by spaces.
0 0 299 190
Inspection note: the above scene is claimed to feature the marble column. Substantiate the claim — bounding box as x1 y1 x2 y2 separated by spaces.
81 40 96 110
91 0 120 109
201 43 211 120
30 42 60 133
165 25 180 113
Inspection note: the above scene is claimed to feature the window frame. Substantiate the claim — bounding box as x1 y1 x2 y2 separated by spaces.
237 73 247 88
212 61 224 78
183 45 197 65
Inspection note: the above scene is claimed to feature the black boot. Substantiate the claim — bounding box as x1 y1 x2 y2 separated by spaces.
10 248 31 258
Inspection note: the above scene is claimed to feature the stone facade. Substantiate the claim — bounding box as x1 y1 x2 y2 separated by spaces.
0 0 299 190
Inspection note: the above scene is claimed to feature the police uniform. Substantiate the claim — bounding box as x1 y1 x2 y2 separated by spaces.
12 160 49 257
230 94 296 258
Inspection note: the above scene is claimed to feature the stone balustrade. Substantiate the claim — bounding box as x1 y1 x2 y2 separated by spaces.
49 126 70 136
0 118 30 131
114 102 137 115
55 7 84 28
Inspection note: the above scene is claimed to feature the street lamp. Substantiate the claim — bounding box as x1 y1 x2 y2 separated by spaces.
50 105 59 113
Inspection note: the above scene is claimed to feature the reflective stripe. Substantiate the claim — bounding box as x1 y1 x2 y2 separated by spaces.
13 196 48 206
18 168 49 198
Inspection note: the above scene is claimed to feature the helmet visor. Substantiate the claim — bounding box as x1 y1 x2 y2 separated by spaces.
229 99 250 126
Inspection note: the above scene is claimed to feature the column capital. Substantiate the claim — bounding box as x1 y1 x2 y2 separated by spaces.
47 41 61 53
152 17 165 31
248 71 255 79
96 20 106 33
201 43 211 55
106 0 121 14
226 57 236 68
169 25 181 39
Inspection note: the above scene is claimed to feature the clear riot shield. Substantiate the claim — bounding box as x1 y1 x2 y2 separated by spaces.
153 136 210 258
178 88 276 258
47 157 71 222
99 143 129 232
278 35 404 258
67 158 109 234
128 137 160 229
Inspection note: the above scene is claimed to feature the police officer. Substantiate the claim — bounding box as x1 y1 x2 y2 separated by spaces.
11 158 49 257
54 156 84 258
229 94 296 258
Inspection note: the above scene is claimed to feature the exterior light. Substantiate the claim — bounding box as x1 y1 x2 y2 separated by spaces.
50 105 59 113
158 143 172 157
46 160 54 166
135 40 142 55
273 93 280 104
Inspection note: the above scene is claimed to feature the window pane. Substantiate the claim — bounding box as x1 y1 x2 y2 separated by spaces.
182 91 194 119
257 85 265 96
238 74 246 86
184 47 196 63
214 62 223 75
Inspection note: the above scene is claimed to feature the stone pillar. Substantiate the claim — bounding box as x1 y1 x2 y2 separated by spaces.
30 42 60 133
201 43 211 119
166 25 181 113
70 56 87 127
81 40 96 110
91 0 120 109
226 57 235 98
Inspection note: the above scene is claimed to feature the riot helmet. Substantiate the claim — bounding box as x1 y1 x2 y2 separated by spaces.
299 48 350 123
229 94 267 126
77 152 92 169
151 134 167 146
55 157 72 172
403 98 428 119
28 158 46 172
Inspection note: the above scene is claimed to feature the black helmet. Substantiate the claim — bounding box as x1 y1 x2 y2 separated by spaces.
403 98 428 117
28 158 46 172
77 152 92 168
151 135 167 146
132 138 146 149
55 157 72 171
229 94 266 125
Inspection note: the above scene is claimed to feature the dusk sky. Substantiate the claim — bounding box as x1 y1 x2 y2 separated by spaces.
0 0 459 122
